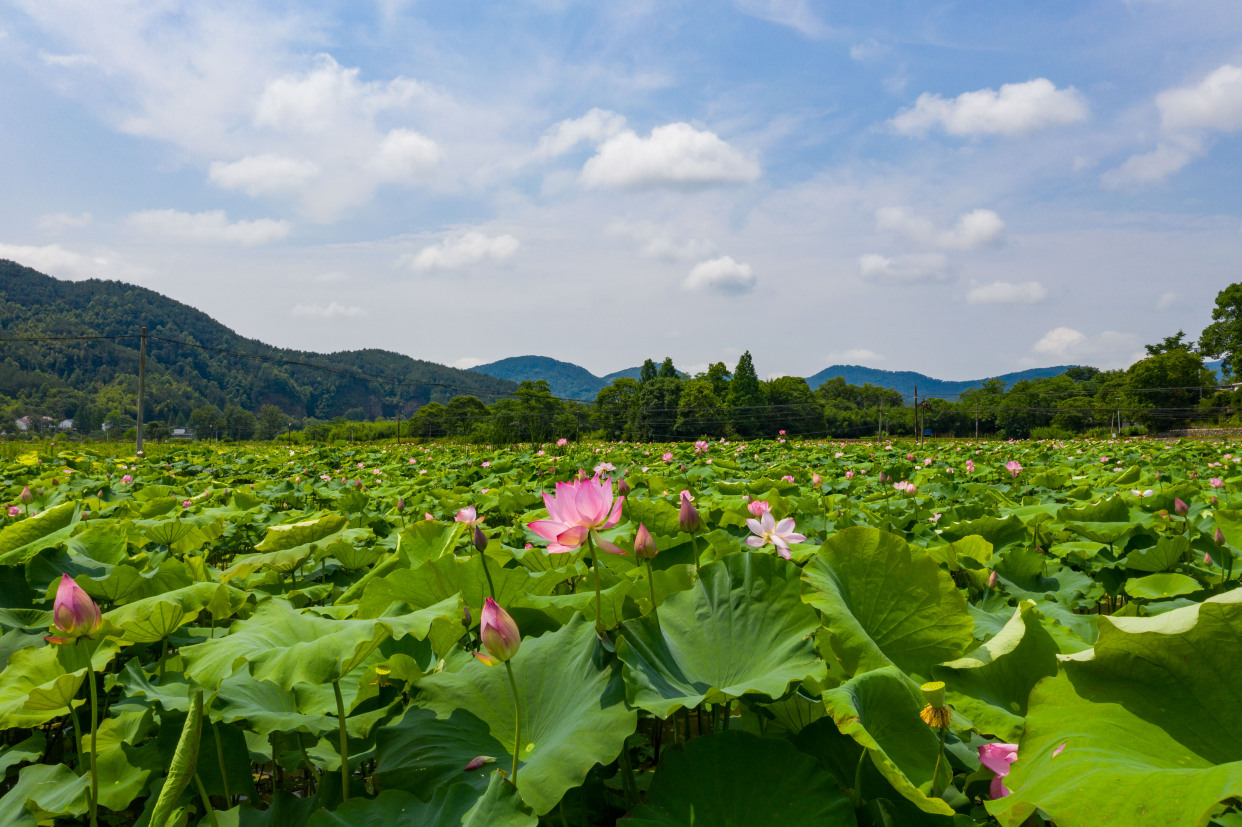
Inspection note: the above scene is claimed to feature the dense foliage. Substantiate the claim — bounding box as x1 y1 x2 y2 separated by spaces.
1 436 1241 826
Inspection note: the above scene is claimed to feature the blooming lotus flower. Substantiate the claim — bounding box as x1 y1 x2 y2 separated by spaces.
745 511 806 560
1211 478 1225 488
7 506 19 517
678 490 702 533
556 438 568 446
45 574 102 645
455 506 484 527
1005 460 1023 478
747 500 772 518
527 472 625 554
978 743 1019 799
594 462 615 474
1131 489 1154 499
812 472 823 486
476 598 520 664
694 441 708 455
844 470 854 479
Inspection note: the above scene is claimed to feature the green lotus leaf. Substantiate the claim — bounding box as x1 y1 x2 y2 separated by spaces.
803 527 973 678
356 553 561 620
0 733 46 776
938 514 1026 549
620 731 856 827
823 666 955 816
931 602 1059 741
224 545 315 580
255 514 349 552
413 616 637 815
1059 497 1131 523
1063 521 1135 545
90 706 158 811
396 520 465 567
77 558 195 605
989 590 1242 827
616 553 825 717
0 762 88 826
64 523 129 565
1123 535 1188 572
1123 571 1202 600
994 546 1094 603
0 638 119 728
375 706 505 800
104 581 250 644
0 502 79 565
181 595 462 691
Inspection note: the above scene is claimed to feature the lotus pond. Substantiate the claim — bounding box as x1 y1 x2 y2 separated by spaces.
2 437 1241 826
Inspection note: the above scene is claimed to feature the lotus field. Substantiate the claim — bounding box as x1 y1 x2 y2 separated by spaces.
3 437 1242 826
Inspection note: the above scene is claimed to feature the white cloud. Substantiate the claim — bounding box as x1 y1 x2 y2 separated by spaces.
39 51 98 68
537 109 627 158
1156 291 1177 311
733 0 831 38
824 348 885 364
891 78 1089 137
581 123 760 188
366 128 441 181
875 207 1005 250
1157 64 1242 133
1100 140 1198 189
290 302 365 318
965 280 1048 305
404 231 521 271
128 209 292 246
849 39 886 62
1031 327 1143 367
0 242 109 280
858 252 951 282
37 212 93 232
208 154 320 196
452 356 484 370
683 256 756 294
607 220 717 261
254 55 430 132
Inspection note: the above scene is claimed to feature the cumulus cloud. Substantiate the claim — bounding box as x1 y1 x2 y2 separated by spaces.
128 209 292 246
37 212 93 232
404 231 521 271
1031 327 1143 368
824 348 885 364
857 252 951 282
290 302 365 318
875 207 1004 250
537 109 628 158
683 256 756 294
581 123 760 188
890 78 1088 137
965 280 1048 305
607 220 717 261
366 129 441 181
208 155 321 196
0 242 109 280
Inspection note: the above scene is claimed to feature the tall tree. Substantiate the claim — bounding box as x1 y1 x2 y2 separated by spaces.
1145 330 1196 356
658 357 678 378
726 351 765 436
1199 283 1242 379
639 359 658 383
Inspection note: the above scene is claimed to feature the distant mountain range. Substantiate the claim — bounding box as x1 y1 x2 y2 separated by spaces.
471 355 1081 401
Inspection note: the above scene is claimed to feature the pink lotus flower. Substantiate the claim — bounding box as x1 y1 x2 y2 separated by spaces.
1005 461 1023 478
782 475 795 484
476 598 520 665
1211 478 1225 488
779 430 786 436
747 500 772 518
694 441 709 455
812 472 823 486
633 523 658 560
745 511 805 559
678 490 702 533
45 574 102 645
662 452 673 462
121 475 133 484
894 481 917 495
1130 489 1154 499
556 438 568 446
978 743 1019 799
594 462 616 474
527 472 625 554
455 506 484 527
965 460 974 474
7 506 19 517
844 470 854 479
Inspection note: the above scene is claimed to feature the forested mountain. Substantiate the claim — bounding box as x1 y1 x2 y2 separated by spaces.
470 356 647 400
803 364 1075 400
0 261 516 430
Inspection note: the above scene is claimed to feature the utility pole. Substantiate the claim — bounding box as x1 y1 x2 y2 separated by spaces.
913 386 918 445
136 326 147 455
975 402 979 440
878 399 883 440
395 412 400 446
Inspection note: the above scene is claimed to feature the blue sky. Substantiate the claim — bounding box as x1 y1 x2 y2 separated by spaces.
2 0 1241 380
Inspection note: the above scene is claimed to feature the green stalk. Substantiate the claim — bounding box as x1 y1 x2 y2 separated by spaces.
479 547 497 600
86 658 99 827
852 748 868 807
503 661 522 784
689 532 700 574
67 704 86 774
617 739 638 808
193 773 221 827
212 720 233 805
586 533 603 633
644 559 659 624
931 726 948 798
333 681 350 801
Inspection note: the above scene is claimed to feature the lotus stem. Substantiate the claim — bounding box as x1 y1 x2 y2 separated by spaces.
852 748 867 807
586 533 603 633
931 726 948 798
503 660 522 784
689 532 700 574
83 657 101 827
212 720 232 805
67 703 86 774
193 773 221 827
333 680 350 801
617 738 638 807
479 547 497 600
644 559 659 624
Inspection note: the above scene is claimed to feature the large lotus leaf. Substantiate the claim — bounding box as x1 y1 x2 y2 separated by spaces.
1213 508 1242 550
616 553 825 717
89 706 158 811
0 502 79 564
133 513 223 553
989 590 1242 827
0 733 46 777
927 535 993 571
309 781 533 827
0 762 88 825
1059 496 1131 523
1064 521 1136 545
803 527 973 678
104 582 250 644
396 520 466 567
823 666 954 816
1123 571 1201 600
180 596 462 690
64 523 129 565
938 514 1026 549
1122 534 1187 572
931 602 1059 741
523 576 633 628
0 638 119 728
413 616 637 815
356 553 561 620
994 546 1093 603
78 558 195 605
255 514 349 552
224 546 315 580
620 731 856 827
375 706 506 800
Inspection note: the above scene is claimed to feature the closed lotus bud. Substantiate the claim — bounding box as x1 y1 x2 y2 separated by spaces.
81 509 90 521
463 604 472 627
19 487 33 504
1205 551 1214 566
617 478 631 497
479 598 520 664
678 490 701 533
397 497 406 512
576 468 589 482
473 526 488 552
354 479 363 489
46 574 102 644
1174 497 1189 517
1216 527 1226 546
987 570 998 588
634 523 658 560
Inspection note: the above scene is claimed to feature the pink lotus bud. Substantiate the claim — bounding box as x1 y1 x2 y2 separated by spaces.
617 478 631 497
987 570 998 588
747 500 772 518
812 472 823 487
576 467 589 481
462 604 472 627
19 487 33 504
1216 527 1226 546
81 509 90 521
455 506 482 526
1205 551 1214 566
634 523 658 560
182 499 192 508
678 490 701 533
1174 497 1189 517
354 479 363 489
397 497 406 512
46 574 102 644
479 598 520 663
473 526 488 552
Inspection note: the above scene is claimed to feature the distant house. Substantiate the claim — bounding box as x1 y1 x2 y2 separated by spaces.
171 427 195 440
14 417 30 432
58 419 74 431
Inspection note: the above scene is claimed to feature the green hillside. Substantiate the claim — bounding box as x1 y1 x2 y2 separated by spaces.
0 261 516 429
